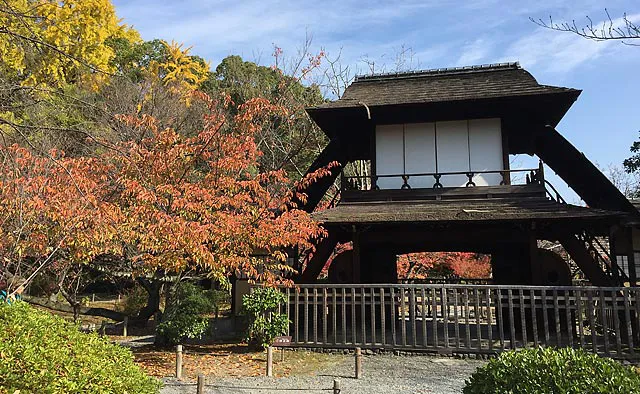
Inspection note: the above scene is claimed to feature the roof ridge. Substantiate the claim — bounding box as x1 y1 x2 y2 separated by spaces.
354 62 521 82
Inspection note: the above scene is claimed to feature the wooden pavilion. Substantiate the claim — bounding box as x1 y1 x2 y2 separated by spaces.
296 62 640 288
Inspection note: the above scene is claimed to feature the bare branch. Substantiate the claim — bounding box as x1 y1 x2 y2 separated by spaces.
531 9 640 46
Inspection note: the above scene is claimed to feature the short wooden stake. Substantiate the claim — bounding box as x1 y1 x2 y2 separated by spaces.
175 345 183 380
355 347 362 379
280 348 285 362
266 346 274 377
333 379 341 394
92 293 95 303
122 316 128 338
100 320 106 336
196 374 205 394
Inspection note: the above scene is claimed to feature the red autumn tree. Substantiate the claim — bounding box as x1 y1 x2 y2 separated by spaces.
0 145 120 297
397 252 492 279
449 253 492 278
110 92 329 287
1 92 331 308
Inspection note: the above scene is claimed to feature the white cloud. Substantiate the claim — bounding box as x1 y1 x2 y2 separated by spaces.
500 12 640 74
456 38 492 66
500 30 611 73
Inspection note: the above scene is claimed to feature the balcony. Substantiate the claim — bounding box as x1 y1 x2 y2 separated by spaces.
336 163 564 204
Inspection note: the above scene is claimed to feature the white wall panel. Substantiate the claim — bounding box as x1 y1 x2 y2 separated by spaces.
435 120 469 187
404 122 436 188
469 118 503 186
375 124 404 189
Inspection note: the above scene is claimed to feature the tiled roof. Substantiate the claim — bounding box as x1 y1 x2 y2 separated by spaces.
310 62 579 110
312 197 624 225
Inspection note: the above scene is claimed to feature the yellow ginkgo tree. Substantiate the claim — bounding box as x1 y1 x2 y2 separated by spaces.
0 0 139 89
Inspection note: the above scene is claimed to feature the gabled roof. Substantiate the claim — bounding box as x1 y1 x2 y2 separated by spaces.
311 62 579 110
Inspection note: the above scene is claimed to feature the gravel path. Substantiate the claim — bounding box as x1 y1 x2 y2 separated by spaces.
160 354 485 394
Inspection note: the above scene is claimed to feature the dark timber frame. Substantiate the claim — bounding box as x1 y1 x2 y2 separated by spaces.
296 62 640 288
286 63 640 357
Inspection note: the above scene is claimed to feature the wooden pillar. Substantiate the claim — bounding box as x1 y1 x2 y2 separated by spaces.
352 226 361 284
529 228 541 284
628 227 638 287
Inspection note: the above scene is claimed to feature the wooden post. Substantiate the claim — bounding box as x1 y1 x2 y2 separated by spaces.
123 316 128 338
266 346 273 377
333 379 341 394
355 347 362 379
196 374 205 394
280 348 285 362
352 227 361 283
92 293 95 303
100 320 106 336
175 345 183 380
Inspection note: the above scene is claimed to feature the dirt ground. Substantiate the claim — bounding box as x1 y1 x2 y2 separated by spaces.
133 343 347 380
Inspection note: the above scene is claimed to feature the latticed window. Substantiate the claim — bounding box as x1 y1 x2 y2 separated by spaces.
617 255 629 277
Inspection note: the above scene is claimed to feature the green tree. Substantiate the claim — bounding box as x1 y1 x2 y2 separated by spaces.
207 55 327 176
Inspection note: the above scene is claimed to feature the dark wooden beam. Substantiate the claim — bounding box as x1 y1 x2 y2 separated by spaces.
352 227 361 283
559 235 613 286
295 139 346 213
298 233 339 283
536 126 639 216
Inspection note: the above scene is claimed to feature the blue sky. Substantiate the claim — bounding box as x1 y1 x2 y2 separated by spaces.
113 0 640 203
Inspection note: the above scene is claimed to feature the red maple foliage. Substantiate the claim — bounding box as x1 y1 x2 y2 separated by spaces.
0 145 120 293
0 92 331 293
110 93 331 285
397 252 491 279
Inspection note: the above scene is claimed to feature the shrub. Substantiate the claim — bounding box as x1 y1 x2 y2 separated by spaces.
210 288 231 318
463 347 640 394
0 301 160 394
155 282 219 346
116 284 148 317
242 287 289 349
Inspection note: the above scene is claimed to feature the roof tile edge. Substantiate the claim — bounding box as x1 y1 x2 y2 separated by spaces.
354 62 521 82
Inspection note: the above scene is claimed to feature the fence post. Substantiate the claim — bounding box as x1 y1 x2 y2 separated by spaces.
355 347 362 379
196 374 205 394
266 346 273 377
123 316 128 338
175 345 183 380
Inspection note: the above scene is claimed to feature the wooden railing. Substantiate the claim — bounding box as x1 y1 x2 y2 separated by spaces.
340 166 543 192
280 284 640 359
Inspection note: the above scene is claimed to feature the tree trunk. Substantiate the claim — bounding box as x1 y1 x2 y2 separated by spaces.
135 277 162 326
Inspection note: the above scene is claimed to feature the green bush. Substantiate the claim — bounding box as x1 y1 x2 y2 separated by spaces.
242 287 289 349
0 301 160 394
463 347 640 394
210 288 231 317
116 284 148 317
156 282 219 346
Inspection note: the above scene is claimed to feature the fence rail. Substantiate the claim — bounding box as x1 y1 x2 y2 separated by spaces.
280 284 640 359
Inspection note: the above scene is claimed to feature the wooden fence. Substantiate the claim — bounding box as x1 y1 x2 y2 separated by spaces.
280 284 640 359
